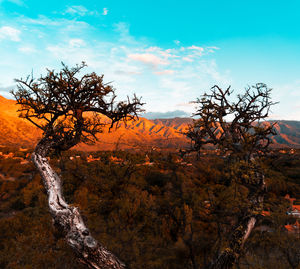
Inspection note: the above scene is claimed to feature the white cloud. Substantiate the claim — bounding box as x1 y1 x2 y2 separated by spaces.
103 8 108 16
182 56 194 62
187 45 205 56
2 0 24 6
42 27 228 111
143 110 190 119
188 45 204 51
113 22 138 45
160 78 192 98
207 46 220 51
115 70 141 76
114 22 129 35
20 15 89 30
0 13 296 119
128 53 169 67
0 14 230 113
145 47 178 59
154 70 175 75
0 26 20 41
46 44 91 64
65 5 88 16
186 45 219 56
20 15 60 26
18 46 36 53
69 38 86 48
63 5 99 17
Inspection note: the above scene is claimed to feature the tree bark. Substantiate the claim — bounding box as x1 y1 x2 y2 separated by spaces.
32 139 125 269
208 217 256 269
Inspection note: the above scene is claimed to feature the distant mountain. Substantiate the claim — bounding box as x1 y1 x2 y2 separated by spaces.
0 96 188 151
268 121 300 147
0 96 41 147
154 118 300 148
143 110 190 119
0 95 299 151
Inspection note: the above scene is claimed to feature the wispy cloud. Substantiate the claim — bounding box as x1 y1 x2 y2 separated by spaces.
0 26 20 41
64 5 88 16
182 56 193 62
113 22 136 44
188 45 204 51
20 15 61 26
187 45 205 56
143 110 190 119
64 5 99 17
207 46 220 53
128 53 169 67
0 0 25 6
69 38 86 48
18 46 36 53
154 70 175 75
20 15 89 29
125 44 224 82
0 14 229 113
0 4 297 120
114 22 129 35
102 8 108 16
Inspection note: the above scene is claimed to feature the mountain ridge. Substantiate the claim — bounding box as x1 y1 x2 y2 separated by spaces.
0 96 300 151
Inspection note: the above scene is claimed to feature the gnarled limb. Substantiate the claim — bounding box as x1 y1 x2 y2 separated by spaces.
32 139 125 269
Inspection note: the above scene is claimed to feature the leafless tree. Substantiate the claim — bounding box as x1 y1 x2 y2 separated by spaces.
186 83 277 161
185 83 277 269
12 62 144 268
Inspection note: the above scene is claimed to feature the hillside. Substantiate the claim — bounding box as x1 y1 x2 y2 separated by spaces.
0 96 189 151
0 95 300 150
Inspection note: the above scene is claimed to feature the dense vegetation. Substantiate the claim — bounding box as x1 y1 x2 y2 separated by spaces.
0 147 299 268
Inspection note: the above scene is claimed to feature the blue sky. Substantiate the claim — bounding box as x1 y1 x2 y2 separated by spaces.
0 0 300 119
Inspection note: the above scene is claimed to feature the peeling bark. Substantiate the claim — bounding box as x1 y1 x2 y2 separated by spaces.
32 140 125 269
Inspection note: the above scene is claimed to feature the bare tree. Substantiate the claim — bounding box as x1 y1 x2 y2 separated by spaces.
186 84 277 161
12 62 144 268
185 83 277 269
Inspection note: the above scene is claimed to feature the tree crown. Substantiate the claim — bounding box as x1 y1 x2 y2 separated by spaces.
185 83 277 160
12 62 144 152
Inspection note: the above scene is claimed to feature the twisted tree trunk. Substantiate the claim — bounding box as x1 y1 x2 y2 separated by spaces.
208 169 266 269
32 139 125 269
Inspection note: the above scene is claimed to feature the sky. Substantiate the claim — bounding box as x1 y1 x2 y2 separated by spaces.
0 0 300 120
